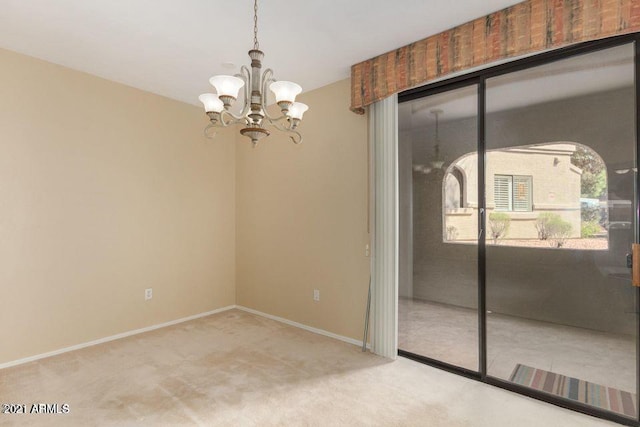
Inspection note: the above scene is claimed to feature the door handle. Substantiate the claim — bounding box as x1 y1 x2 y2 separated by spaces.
633 244 640 287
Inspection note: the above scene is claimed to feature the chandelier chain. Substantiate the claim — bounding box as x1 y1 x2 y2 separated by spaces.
253 0 259 50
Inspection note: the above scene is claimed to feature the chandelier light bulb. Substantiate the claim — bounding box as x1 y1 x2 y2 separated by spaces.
287 102 309 120
209 75 245 105
198 93 224 113
270 81 302 103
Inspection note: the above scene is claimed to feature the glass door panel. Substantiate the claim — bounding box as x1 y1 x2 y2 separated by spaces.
485 43 637 419
398 85 479 371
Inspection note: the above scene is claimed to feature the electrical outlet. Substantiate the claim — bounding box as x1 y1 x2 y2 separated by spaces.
365 244 370 257
313 289 320 302
145 288 153 301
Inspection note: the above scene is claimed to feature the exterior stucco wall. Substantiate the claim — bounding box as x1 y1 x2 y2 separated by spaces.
444 144 582 241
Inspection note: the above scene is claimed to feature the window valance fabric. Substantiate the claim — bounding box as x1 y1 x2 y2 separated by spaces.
350 0 640 114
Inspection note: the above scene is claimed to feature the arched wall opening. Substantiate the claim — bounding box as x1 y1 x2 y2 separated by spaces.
442 142 609 250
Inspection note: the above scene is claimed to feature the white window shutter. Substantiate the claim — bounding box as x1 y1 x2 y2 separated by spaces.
494 175 512 211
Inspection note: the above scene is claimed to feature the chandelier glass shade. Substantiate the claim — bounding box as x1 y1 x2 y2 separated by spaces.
198 0 308 146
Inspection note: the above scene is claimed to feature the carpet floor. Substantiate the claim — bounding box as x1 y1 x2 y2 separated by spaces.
0 309 618 426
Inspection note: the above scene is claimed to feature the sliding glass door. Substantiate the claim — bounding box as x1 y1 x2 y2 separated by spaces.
398 85 479 371
485 43 637 420
398 38 639 423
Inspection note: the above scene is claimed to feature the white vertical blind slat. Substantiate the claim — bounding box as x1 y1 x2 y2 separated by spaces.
369 95 398 359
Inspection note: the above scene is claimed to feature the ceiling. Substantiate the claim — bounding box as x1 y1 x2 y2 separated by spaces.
0 0 523 106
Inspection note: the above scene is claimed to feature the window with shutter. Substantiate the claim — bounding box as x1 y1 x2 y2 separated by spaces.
513 176 532 211
494 175 512 211
494 175 532 212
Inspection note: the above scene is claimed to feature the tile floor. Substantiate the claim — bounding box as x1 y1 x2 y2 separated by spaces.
399 297 636 411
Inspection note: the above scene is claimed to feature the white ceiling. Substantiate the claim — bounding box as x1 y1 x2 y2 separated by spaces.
0 0 523 106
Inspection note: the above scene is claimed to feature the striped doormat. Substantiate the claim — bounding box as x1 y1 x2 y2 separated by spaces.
509 364 637 418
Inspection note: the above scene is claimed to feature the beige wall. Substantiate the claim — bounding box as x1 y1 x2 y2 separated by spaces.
0 48 236 364
235 79 371 341
1 49 372 365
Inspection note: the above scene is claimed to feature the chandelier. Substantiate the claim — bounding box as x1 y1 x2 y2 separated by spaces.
413 109 445 175
429 109 445 170
198 0 308 147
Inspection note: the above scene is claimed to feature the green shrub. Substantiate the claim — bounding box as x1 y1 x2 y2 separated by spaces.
581 221 600 238
445 226 458 241
488 212 511 245
535 212 557 240
547 216 573 248
536 212 573 247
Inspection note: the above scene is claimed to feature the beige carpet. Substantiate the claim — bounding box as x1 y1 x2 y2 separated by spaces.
0 309 617 426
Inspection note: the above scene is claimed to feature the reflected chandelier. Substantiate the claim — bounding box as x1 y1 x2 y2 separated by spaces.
413 109 446 175
198 0 309 147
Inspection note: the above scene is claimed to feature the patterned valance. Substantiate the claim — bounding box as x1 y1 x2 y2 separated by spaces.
350 0 640 114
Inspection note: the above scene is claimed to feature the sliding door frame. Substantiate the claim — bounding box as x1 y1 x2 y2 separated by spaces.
398 33 640 427
398 78 483 380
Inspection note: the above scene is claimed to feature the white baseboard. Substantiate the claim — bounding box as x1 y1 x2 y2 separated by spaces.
0 305 236 370
236 305 369 349
1 304 370 370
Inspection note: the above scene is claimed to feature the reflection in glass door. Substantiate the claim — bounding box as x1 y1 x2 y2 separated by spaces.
398 85 479 371
485 43 637 419
397 39 640 424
